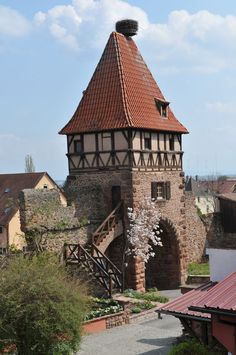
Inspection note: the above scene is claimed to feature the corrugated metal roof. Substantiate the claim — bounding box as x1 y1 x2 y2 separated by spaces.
158 282 216 320
60 31 188 135
191 271 236 312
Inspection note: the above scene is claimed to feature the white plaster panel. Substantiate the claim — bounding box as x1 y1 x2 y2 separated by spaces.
207 248 236 282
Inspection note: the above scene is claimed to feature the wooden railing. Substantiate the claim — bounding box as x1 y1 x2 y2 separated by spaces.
92 201 123 246
64 243 122 297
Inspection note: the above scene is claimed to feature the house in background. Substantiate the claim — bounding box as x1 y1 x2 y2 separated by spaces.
185 177 236 215
0 172 67 253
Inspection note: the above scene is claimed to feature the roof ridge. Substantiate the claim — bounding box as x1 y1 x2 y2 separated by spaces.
113 32 133 127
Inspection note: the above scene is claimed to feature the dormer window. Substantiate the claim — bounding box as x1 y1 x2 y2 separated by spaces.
155 98 169 119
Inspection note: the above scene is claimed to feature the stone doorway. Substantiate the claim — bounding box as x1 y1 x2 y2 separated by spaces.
145 220 180 290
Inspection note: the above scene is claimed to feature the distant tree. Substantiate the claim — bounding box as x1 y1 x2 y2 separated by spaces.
0 253 88 355
25 154 35 173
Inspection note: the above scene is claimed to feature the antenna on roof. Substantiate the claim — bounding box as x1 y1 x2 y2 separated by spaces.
115 19 138 37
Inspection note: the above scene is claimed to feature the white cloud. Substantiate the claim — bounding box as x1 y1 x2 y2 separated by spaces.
33 1 236 74
205 101 236 115
34 0 148 50
0 5 31 37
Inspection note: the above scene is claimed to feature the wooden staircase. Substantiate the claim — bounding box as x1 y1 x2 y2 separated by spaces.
64 202 124 297
92 201 123 252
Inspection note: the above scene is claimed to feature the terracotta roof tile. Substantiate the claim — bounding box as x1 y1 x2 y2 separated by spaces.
60 32 188 135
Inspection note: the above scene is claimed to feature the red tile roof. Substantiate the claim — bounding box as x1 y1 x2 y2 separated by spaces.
158 282 216 320
191 272 236 313
201 179 236 194
60 32 188 135
0 172 46 226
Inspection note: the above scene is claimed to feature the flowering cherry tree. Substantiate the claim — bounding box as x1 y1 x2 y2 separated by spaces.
127 198 163 263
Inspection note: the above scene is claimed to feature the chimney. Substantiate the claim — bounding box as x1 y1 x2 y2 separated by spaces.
115 19 138 37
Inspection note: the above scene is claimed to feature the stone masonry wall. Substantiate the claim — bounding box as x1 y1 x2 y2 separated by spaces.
65 171 133 232
19 189 87 254
65 169 208 290
131 170 188 288
203 213 236 249
185 191 207 262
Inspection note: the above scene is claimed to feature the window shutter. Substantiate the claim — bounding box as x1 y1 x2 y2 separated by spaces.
151 182 158 199
165 181 171 200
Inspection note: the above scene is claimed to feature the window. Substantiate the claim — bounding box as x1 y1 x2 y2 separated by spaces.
144 132 151 150
156 183 165 199
155 98 169 118
144 138 151 150
74 137 83 154
169 135 175 151
151 181 171 200
0 248 7 255
0 226 2 234
101 132 111 150
43 184 48 189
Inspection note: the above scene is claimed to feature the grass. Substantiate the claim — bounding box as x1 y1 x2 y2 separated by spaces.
187 262 210 276
123 288 169 303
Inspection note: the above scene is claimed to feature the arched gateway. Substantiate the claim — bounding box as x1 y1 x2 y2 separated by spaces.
145 220 181 290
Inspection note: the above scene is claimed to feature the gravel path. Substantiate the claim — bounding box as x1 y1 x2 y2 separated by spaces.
78 313 182 355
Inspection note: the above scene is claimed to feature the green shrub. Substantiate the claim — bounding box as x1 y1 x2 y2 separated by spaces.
169 339 222 355
0 253 88 355
123 289 169 303
130 306 141 314
188 262 210 275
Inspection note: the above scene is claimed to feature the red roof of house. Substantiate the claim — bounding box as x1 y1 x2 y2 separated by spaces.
0 172 51 226
158 282 216 320
191 272 236 313
60 31 188 135
201 179 236 194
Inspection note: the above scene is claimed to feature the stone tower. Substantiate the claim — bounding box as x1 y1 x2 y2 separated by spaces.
60 20 189 291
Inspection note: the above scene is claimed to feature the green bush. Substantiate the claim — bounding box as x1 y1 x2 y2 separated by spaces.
188 262 210 275
0 253 88 355
169 339 222 355
130 301 154 314
123 289 169 303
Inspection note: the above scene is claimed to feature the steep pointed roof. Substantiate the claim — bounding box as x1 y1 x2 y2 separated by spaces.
60 31 188 135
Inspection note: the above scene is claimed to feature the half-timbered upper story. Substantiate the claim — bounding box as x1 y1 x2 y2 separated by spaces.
60 20 188 174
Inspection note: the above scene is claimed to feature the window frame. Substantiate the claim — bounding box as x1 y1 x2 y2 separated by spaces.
169 134 175 151
155 98 169 119
151 181 171 201
74 137 83 154
101 132 111 151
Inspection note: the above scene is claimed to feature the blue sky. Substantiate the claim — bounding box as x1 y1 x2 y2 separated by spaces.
1 0 236 180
